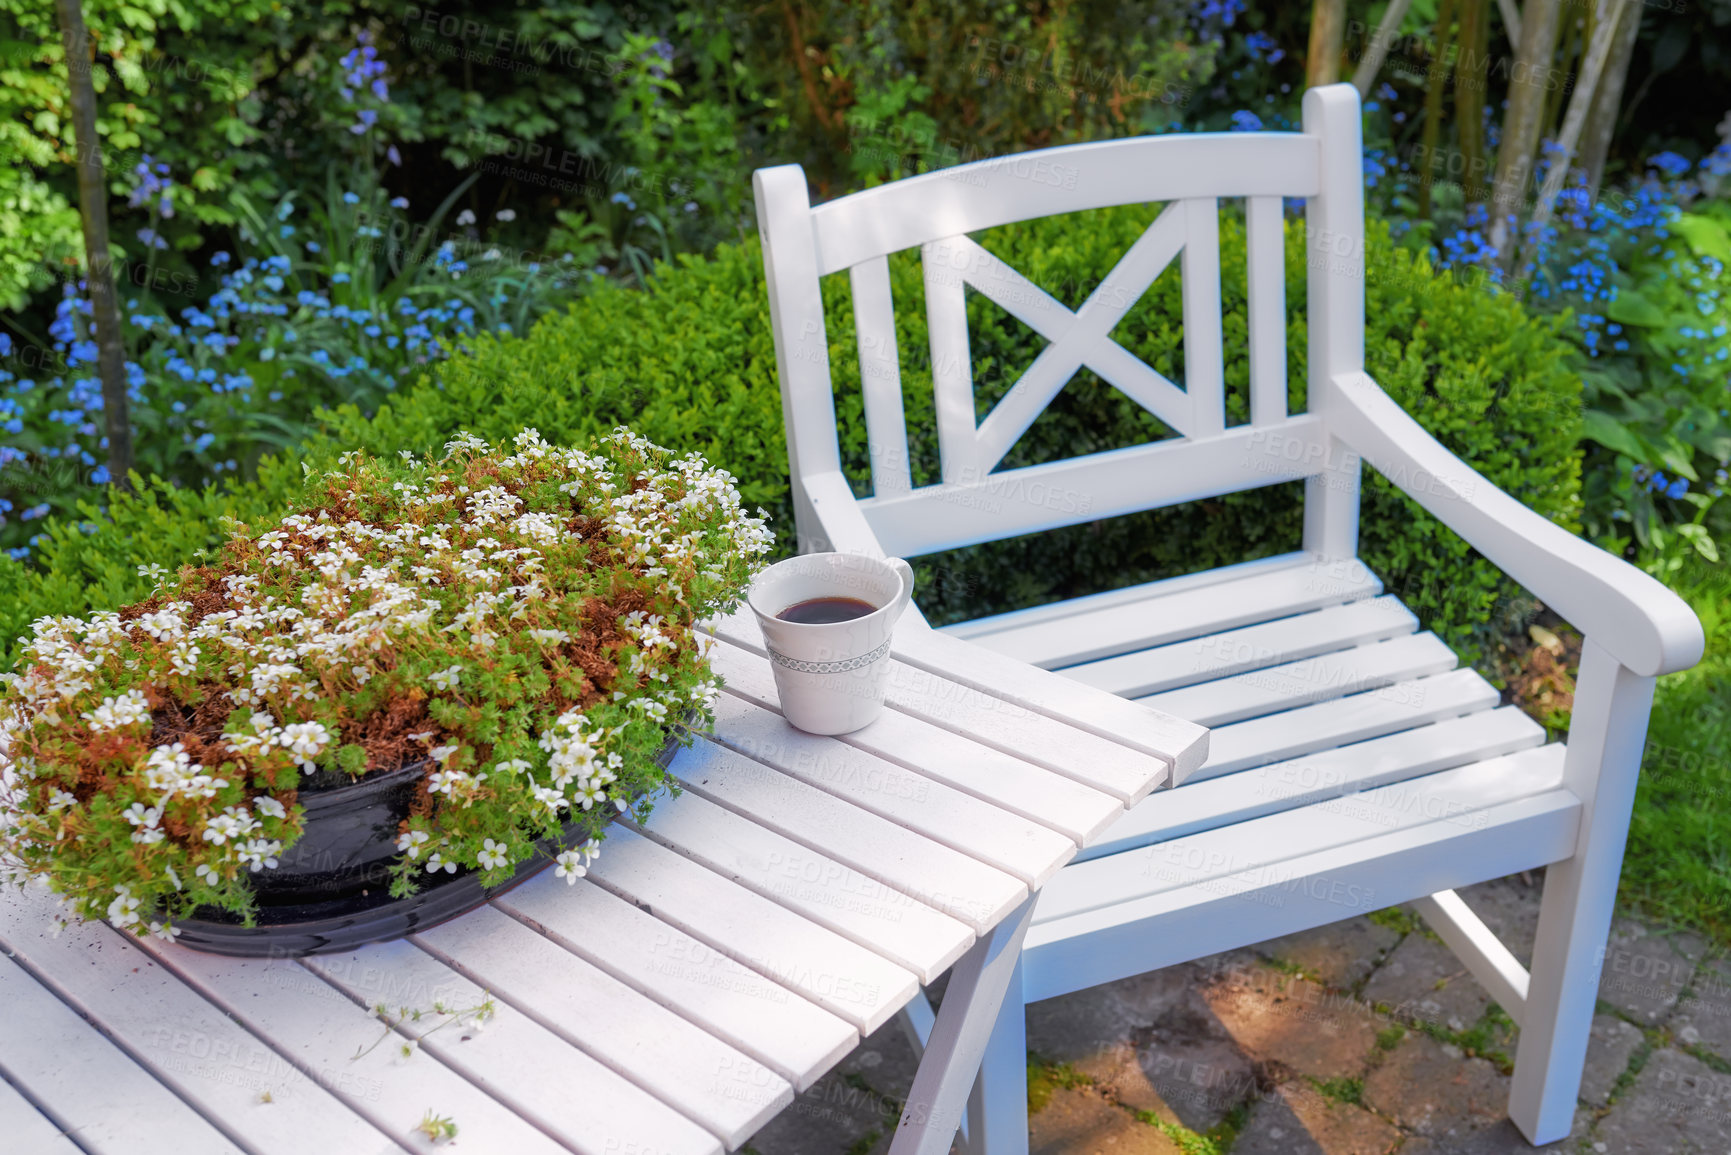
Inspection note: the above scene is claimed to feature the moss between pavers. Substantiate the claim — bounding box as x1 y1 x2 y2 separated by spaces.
1028 1053 1239 1154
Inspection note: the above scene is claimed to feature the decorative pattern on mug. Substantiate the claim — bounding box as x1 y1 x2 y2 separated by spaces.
765 638 892 675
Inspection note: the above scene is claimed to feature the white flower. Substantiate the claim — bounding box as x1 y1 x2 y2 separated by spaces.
278 720 331 767
495 208 516 221
531 784 566 813
107 886 141 929
195 862 221 885
428 665 463 691
254 796 287 820
574 781 606 810
456 209 476 226
148 920 181 941
123 802 161 827
477 839 508 870
46 789 77 811
237 838 283 872
554 849 586 883
396 829 430 858
424 852 458 874
82 688 151 732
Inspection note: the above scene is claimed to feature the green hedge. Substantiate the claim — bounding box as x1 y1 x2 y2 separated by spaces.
1 206 1582 669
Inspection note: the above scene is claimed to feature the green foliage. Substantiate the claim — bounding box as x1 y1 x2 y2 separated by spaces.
0 205 1584 673
1578 197 1731 567
1622 557 1731 943
711 0 1213 197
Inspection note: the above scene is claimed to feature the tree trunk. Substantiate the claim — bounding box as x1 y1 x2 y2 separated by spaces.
1455 0 1489 205
54 0 133 488
1578 0 1642 197
1488 0 1562 253
1307 0 1348 87
1352 0 1418 98
1523 0 1625 251
1417 0 1460 220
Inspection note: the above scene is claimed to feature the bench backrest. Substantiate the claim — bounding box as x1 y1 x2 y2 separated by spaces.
754 84 1367 561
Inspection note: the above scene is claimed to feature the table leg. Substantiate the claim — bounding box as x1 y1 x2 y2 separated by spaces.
888 893 1037 1155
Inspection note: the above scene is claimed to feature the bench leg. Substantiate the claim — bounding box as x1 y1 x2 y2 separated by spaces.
965 954 1028 1155
1508 641 1656 1145
889 893 1036 1155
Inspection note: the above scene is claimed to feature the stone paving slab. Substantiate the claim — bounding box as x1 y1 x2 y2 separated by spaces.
1231 1083 1401 1155
743 874 1720 1155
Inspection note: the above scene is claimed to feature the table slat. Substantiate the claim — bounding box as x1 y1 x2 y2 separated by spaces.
586 827 918 1033
415 905 792 1148
707 643 1079 885
633 788 974 984
492 874 857 1091
707 611 1168 803
712 639 1124 845
134 936 571 1154
0 949 241 1155
0 1071 90 1155
0 893 391 1155
305 940 722 1155
673 734 1029 934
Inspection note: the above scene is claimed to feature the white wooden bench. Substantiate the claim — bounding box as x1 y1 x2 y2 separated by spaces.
751 82 1705 1148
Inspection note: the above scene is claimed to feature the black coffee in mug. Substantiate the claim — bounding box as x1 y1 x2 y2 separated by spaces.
776 596 878 625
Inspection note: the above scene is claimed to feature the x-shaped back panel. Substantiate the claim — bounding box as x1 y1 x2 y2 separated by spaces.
921 199 1225 486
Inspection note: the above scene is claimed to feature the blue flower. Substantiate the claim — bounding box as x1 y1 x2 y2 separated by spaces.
1648 151 1691 179
343 191 361 205
1230 110 1263 132
1243 31 1284 63
391 196 410 209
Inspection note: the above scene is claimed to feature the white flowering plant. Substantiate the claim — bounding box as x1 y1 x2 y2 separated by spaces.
0 427 772 938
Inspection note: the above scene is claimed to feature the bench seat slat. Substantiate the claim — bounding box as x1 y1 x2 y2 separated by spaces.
1199 668 1502 778
1042 740 1567 923
1061 595 1417 697
586 825 919 1033
670 735 1030 934
1022 779 1580 1001
306 939 723 1155
1077 706 1546 863
941 553 1382 669
1140 631 1460 726
0 947 241 1155
415 905 793 1148
493 876 858 1092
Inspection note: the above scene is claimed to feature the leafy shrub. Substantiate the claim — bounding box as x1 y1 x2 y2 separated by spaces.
0 204 1582 670
0 428 770 938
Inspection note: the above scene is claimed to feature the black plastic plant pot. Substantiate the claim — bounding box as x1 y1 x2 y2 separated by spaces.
166 731 681 958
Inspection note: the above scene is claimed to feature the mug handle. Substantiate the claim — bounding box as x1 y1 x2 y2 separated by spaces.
887 557 915 622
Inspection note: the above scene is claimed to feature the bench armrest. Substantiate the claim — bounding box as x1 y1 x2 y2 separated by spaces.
1329 371 1705 677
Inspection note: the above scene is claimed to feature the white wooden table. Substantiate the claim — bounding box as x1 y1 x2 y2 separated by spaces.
0 610 1206 1155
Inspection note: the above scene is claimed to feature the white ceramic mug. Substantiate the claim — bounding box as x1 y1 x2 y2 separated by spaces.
747 553 916 735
